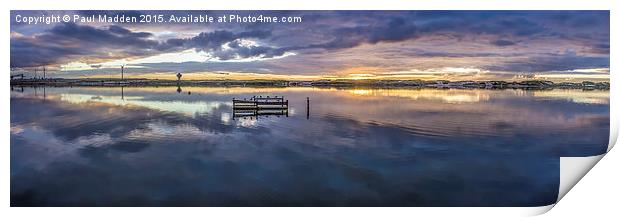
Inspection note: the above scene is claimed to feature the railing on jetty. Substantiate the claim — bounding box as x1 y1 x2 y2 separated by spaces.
232 96 289 119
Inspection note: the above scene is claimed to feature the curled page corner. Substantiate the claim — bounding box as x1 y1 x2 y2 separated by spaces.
554 119 617 207
608 116 618 152
557 154 605 203
531 205 556 216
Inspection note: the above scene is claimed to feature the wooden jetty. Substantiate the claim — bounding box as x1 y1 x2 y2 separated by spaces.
232 96 289 119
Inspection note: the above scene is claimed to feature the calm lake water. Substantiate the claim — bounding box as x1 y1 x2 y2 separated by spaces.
10 86 609 206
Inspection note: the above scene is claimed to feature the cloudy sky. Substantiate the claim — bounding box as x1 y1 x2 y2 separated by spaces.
10 11 610 81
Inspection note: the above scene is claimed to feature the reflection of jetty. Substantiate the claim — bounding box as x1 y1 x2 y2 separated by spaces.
232 96 289 119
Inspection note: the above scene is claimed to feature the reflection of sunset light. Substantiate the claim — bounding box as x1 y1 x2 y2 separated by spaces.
349 89 374 95
439 94 489 103
10 86 609 142
533 90 609 104
345 89 491 103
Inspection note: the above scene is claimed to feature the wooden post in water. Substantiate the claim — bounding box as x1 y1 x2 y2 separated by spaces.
232 98 235 120
306 97 310 119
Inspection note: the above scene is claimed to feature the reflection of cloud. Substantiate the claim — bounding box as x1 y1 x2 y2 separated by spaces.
126 122 216 141
59 93 229 117
236 118 257 128
10 124 78 170
10 86 609 206
220 112 231 125
10 125 24 134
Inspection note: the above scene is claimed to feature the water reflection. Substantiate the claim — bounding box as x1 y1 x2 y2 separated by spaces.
10 86 609 206
346 88 492 103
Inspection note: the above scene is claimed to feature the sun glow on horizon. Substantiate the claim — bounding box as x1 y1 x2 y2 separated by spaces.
50 61 611 83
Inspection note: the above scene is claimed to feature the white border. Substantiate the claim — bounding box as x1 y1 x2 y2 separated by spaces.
2 0 617 216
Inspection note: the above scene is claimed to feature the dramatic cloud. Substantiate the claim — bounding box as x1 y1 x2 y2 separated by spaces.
12 23 158 67
10 22 290 67
295 17 420 50
487 52 610 72
10 10 610 81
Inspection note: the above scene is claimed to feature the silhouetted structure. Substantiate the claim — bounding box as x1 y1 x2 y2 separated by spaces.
232 96 289 119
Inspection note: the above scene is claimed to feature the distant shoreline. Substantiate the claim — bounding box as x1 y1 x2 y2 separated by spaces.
9 78 610 90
